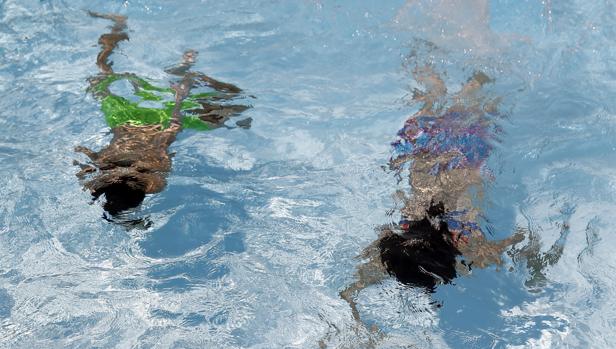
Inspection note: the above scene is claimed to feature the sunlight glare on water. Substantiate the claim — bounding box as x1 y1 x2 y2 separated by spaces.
1 0 616 348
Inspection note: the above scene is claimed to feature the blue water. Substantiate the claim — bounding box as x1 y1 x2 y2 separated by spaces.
1 0 616 348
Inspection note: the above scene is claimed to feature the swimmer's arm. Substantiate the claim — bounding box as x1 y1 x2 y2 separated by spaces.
340 262 387 324
542 223 569 265
75 145 98 161
340 228 390 323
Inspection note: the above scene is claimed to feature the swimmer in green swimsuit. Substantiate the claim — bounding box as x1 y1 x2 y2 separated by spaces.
75 12 250 216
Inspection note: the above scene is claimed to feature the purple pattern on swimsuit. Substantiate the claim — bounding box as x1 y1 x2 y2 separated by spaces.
392 109 500 232
443 210 479 237
390 110 499 174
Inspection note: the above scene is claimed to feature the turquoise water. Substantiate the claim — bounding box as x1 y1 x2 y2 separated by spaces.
1 0 615 348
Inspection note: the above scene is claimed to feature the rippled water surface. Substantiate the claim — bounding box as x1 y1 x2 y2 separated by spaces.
1 0 616 348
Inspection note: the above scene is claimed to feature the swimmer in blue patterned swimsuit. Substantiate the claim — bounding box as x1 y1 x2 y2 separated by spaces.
340 65 525 324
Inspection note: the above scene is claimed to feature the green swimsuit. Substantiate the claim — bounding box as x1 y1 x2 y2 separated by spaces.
90 73 216 131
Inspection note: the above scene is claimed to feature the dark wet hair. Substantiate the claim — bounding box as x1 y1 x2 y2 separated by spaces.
92 177 146 216
378 202 461 290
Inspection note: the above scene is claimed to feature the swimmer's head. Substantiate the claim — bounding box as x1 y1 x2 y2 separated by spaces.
86 169 166 215
379 202 460 290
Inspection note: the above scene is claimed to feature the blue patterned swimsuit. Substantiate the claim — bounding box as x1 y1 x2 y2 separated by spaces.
391 110 498 173
392 109 499 239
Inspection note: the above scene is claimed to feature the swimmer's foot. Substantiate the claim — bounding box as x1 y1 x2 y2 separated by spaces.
87 11 127 26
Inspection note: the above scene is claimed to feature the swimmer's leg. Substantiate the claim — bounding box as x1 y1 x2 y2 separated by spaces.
455 71 493 102
88 11 127 28
412 65 447 112
483 96 502 114
165 50 248 127
166 50 242 95
194 73 242 94
191 103 251 127
170 74 195 128
167 51 247 128
88 11 129 75
164 49 198 76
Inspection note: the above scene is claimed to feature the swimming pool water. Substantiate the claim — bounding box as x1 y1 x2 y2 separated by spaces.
1 0 616 348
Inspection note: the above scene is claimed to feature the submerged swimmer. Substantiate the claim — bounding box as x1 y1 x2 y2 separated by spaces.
74 12 251 217
339 66 525 324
